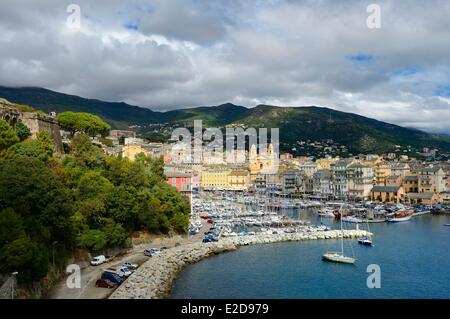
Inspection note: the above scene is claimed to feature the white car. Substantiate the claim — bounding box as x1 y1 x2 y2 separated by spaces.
116 266 132 278
144 248 161 257
90 255 106 266
122 262 138 270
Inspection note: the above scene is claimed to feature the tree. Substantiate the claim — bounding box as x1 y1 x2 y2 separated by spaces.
149 156 166 181
58 112 111 137
143 131 168 143
15 120 31 141
0 119 19 150
0 157 74 246
103 221 129 247
77 171 113 200
0 237 49 283
71 134 106 168
7 131 54 162
14 120 31 141
105 156 148 188
76 198 107 229
106 185 140 230
0 208 26 247
78 228 107 252
171 212 190 234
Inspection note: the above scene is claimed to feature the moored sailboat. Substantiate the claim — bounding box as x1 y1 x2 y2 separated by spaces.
358 215 373 246
322 204 356 264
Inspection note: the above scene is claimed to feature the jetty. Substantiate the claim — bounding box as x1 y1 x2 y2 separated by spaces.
109 228 371 299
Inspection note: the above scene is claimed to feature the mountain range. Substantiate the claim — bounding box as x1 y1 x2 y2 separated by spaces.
1 86 450 155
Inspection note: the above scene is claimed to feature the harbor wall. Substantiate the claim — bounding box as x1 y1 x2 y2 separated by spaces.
109 229 371 299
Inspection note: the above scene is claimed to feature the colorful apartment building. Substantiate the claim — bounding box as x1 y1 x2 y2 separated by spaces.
418 167 446 194
374 162 392 185
167 172 192 194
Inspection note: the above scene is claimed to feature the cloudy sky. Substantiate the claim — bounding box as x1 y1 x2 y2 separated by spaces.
1 0 450 133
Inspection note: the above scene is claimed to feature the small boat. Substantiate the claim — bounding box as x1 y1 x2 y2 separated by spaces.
358 237 373 246
444 224 450 227
386 210 413 222
318 208 335 218
341 216 363 223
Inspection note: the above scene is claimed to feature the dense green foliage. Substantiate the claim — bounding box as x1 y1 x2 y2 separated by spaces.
0 119 20 150
1 86 450 154
5 131 54 162
58 112 111 137
143 132 169 143
15 120 31 141
0 120 190 284
235 105 450 154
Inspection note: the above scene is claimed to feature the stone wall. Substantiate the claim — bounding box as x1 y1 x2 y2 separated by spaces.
1 103 63 154
110 242 238 299
21 112 63 154
110 229 371 299
0 105 20 128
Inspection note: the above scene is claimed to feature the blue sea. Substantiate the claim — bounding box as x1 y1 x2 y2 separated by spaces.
171 211 450 299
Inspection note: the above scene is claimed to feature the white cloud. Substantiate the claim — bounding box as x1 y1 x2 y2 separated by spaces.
0 0 449 132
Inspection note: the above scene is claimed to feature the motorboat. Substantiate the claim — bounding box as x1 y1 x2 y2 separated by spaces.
357 237 373 246
386 210 413 222
341 216 363 223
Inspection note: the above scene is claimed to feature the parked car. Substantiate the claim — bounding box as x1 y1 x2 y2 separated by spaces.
122 262 138 270
95 279 116 289
101 271 124 285
116 266 132 278
90 255 106 266
203 233 218 243
144 248 161 257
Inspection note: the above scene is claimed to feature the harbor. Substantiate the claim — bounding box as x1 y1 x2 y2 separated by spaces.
188 191 444 243
110 228 370 299
110 190 450 299
171 205 450 299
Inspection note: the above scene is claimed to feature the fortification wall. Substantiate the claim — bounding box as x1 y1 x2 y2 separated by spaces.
1 103 63 154
21 113 63 154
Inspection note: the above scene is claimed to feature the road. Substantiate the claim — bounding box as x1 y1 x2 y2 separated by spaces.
49 220 210 299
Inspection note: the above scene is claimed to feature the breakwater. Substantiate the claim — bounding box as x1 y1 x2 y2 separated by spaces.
109 229 370 299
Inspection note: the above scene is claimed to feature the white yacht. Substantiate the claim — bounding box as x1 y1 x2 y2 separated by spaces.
322 204 356 264
322 252 356 264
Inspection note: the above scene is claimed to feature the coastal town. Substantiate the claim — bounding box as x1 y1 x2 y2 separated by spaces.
3 98 449 209
103 128 450 207
2 0 450 310
2 100 450 299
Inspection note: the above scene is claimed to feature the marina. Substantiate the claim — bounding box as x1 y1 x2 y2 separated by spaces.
171 202 450 299
109 190 449 299
188 191 443 243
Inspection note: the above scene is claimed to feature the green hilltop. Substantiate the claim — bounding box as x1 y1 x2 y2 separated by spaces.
1 86 450 154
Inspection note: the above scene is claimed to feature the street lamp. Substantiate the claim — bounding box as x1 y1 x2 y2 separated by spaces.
11 272 18 299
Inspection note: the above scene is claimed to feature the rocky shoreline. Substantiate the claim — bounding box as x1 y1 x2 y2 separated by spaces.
109 229 371 299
